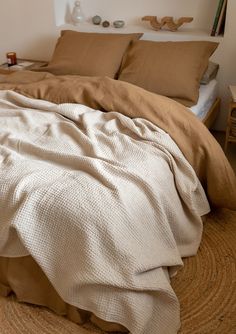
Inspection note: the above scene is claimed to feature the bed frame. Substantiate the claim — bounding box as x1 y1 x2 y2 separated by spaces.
202 97 220 129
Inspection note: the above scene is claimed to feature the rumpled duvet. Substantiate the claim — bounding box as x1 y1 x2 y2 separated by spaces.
0 72 235 334
0 72 235 209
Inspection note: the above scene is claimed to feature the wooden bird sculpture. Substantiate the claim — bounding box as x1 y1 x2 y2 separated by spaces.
142 16 164 30
164 16 193 31
142 16 193 31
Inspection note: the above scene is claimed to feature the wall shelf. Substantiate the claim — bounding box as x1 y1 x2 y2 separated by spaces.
58 23 224 42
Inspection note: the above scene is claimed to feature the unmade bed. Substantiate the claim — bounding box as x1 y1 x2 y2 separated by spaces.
0 31 235 334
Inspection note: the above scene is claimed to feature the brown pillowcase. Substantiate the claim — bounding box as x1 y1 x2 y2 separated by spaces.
118 40 218 106
41 30 143 78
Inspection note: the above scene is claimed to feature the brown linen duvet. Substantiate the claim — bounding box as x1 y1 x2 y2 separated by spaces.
0 71 235 334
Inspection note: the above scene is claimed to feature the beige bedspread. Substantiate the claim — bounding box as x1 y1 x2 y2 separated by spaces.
0 72 235 334
0 89 211 334
0 71 235 209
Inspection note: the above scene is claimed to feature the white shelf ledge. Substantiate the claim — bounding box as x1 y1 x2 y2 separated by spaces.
57 22 224 42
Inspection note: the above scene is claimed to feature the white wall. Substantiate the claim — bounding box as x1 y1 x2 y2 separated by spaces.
54 0 217 29
0 0 56 61
0 0 235 130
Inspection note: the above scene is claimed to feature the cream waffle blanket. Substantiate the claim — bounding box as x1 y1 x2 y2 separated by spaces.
0 90 210 334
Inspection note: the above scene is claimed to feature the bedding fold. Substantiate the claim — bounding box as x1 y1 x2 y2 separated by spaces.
0 71 235 209
0 71 235 334
0 89 211 334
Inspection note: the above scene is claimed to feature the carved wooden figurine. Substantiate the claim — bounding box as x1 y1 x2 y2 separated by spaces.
142 16 193 31
142 16 166 30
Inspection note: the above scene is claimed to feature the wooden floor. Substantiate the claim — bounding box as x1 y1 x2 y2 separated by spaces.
212 131 236 173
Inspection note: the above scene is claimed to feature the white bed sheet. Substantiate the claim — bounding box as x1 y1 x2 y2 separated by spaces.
190 79 218 120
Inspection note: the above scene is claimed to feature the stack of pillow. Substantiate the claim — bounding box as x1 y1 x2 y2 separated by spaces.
40 30 219 107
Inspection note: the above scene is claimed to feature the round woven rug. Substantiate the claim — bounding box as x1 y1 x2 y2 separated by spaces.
0 209 235 334
172 209 236 334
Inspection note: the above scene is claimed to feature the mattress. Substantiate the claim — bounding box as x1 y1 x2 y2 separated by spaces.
190 79 218 120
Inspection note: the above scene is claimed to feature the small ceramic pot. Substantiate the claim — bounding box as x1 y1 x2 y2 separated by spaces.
113 20 125 28
92 15 102 25
102 20 110 27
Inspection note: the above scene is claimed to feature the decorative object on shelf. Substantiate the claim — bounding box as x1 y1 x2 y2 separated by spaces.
142 16 193 32
102 20 110 28
142 16 163 30
92 15 102 25
113 20 125 28
71 0 85 25
165 16 193 31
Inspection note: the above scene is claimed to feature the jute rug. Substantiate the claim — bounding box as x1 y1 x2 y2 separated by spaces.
0 209 235 334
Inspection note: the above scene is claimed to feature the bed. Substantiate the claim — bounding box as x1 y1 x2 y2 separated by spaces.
0 31 235 334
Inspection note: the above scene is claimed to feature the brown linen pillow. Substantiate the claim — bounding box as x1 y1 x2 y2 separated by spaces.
41 30 143 78
118 40 218 106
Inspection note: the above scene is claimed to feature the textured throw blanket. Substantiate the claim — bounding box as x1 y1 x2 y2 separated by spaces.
0 90 210 334
0 71 235 334
0 71 235 209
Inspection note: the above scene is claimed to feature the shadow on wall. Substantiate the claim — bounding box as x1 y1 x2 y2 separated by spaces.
20 35 58 61
65 3 73 24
